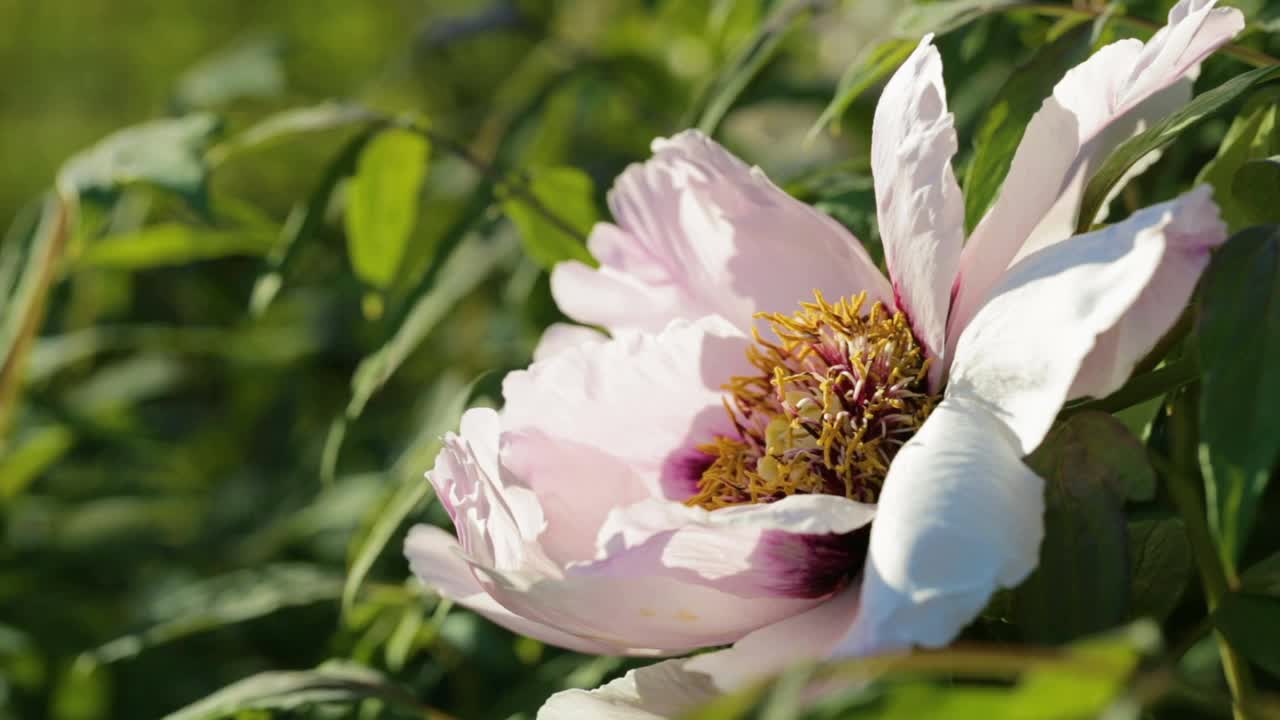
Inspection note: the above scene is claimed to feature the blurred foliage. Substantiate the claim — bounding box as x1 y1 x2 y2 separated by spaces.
0 0 1278 719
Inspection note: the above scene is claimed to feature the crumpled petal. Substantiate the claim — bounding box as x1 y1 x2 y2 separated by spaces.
948 190 1219 455
551 130 891 336
871 34 964 386
502 315 752 501
949 0 1244 350
837 398 1044 655
405 525 639 656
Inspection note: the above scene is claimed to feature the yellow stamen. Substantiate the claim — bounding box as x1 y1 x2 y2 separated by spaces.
685 291 938 511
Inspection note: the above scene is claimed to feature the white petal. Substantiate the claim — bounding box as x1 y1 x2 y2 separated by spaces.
837 398 1044 654
551 130 891 335
404 525 634 656
537 657 719 720
871 35 964 386
501 315 752 501
948 0 1244 353
949 191 1218 454
532 322 607 362
687 581 863 690
1069 186 1225 399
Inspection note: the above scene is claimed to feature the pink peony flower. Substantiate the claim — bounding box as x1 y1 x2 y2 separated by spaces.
405 1 1242 715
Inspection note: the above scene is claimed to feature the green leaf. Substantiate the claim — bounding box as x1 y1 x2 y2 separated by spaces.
344 128 430 288
808 39 916 142
1233 154 1280 227
0 423 74 500
173 36 285 110
1127 516 1192 621
1212 592 1280 678
1078 64 1280 233
342 374 477 615
1196 102 1278 232
57 114 221 204
1242 550 1280 596
321 235 515 483
686 622 1157 719
1013 412 1153 643
1197 225 1280 568
691 2 813 136
160 662 421 720
964 24 1092 232
76 224 275 270
248 126 381 316
90 564 341 664
500 166 597 270
210 101 379 164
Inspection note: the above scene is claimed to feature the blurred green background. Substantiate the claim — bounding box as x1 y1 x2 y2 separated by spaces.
1 0 1277 718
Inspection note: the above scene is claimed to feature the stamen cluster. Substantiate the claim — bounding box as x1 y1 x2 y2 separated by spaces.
687 292 937 510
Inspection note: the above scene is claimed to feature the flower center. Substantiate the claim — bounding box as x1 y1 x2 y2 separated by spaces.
686 292 939 510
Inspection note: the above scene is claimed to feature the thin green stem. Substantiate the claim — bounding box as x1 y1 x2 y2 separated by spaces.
1020 3 1279 69
1166 387 1256 720
1058 356 1199 419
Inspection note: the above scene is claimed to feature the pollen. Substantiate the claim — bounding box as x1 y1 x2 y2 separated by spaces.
686 291 938 511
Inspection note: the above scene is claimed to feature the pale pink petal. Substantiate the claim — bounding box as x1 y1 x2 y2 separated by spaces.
427 407 548 572
580 494 875 599
949 0 1244 354
537 583 864 717
687 581 863 690
1069 186 1225 399
837 398 1044 655
551 130 891 335
404 525 639 656
501 315 752 500
501 432 652 565
532 322 606 362
469 560 822 654
949 190 1217 454
871 35 964 386
537 657 719 720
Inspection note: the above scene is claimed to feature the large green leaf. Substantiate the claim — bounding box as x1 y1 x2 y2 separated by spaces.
500 166 597 270
1197 225 1280 568
1078 64 1280 233
1013 412 1153 643
1212 592 1280 678
1195 101 1278 232
1233 154 1280 227
1127 515 1192 621
57 114 220 204
963 24 1091 232
76 224 275 270
344 127 430 288
160 662 425 720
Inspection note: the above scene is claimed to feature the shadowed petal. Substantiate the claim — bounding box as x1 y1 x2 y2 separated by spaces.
837 398 1043 654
